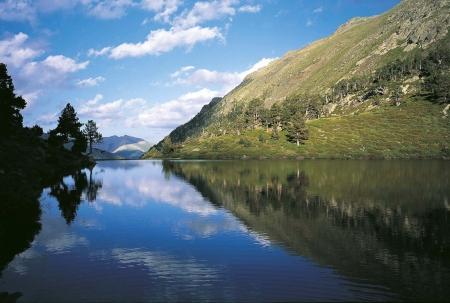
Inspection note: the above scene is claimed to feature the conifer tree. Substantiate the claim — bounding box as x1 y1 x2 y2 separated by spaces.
0 63 26 136
286 112 309 146
83 120 103 154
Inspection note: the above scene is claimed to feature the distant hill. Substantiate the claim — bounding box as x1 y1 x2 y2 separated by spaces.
144 0 450 159
95 135 152 159
89 148 124 160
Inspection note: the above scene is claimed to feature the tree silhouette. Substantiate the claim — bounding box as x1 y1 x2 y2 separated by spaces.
85 167 102 202
49 170 88 224
0 63 26 136
83 120 103 154
49 103 86 153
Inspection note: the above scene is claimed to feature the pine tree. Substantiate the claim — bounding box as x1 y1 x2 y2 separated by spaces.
83 120 103 154
54 103 82 141
270 103 282 130
286 112 309 146
245 98 264 128
0 63 26 136
49 103 85 153
425 70 450 104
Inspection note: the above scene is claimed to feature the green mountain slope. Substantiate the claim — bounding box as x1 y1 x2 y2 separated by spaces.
144 0 450 159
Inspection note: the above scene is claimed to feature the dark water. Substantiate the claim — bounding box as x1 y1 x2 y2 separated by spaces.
0 160 449 302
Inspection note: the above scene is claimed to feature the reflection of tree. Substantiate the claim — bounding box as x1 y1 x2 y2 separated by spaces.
163 160 450 301
85 167 102 202
0 175 41 278
50 170 87 224
49 168 102 224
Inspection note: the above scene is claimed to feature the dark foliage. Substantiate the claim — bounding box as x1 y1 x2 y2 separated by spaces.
0 63 26 136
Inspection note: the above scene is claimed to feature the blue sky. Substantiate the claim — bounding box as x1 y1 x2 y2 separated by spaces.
0 0 400 142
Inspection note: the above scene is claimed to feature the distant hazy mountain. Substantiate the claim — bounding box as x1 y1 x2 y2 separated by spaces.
94 135 152 159
113 141 153 159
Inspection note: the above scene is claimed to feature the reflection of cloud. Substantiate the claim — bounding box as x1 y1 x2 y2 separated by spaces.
93 163 218 216
179 213 272 246
5 206 89 275
37 213 89 254
8 249 39 275
133 179 218 215
45 233 88 254
112 248 218 285
91 161 271 246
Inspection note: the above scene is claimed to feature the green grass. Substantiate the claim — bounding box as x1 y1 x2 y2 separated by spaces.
144 99 450 159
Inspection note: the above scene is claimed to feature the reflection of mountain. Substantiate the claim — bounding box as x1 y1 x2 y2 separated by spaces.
163 160 450 301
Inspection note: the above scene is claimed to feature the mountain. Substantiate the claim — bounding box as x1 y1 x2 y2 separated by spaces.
144 0 450 159
89 148 124 160
113 141 153 159
95 135 152 159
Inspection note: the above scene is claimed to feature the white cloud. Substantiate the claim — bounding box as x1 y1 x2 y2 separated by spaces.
87 46 112 57
40 55 89 73
19 90 41 108
86 93 104 106
106 26 222 59
0 0 94 22
78 87 218 131
36 112 59 126
0 32 89 107
306 19 313 27
173 68 241 88
0 0 36 22
21 55 89 86
242 57 276 75
238 4 261 13
86 0 262 59
80 97 146 121
170 65 195 78
141 0 181 23
0 33 42 67
135 88 218 128
86 0 135 19
76 76 105 87
173 0 238 29
170 57 277 92
313 6 323 13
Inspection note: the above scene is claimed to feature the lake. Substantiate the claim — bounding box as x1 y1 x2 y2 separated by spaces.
1 160 449 302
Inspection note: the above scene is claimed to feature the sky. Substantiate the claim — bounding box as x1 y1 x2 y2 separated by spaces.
0 0 400 143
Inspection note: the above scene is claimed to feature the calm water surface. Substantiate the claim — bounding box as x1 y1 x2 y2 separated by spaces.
1 160 449 302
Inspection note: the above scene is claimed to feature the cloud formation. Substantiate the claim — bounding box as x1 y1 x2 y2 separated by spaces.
0 32 89 106
238 4 262 13
75 56 275 138
173 0 237 29
76 76 106 87
108 26 223 59
141 0 181 22
86 0 135 19
88 0 263 59
170 57 277 92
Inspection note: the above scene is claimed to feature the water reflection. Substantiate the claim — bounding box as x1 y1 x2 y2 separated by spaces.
0 160 449 301
162 160 450 301
49 168 102 224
